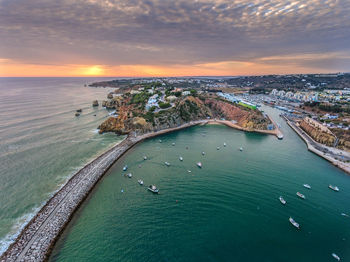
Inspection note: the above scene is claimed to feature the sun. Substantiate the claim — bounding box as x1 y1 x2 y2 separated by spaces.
83 65 104 76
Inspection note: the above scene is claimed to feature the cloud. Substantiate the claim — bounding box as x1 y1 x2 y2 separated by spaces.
0 0 349 75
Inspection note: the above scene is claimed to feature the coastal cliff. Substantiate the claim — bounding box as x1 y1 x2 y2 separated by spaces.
299 119 336 147
98 93 272 134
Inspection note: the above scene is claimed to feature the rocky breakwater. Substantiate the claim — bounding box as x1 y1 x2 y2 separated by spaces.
0 138 135 262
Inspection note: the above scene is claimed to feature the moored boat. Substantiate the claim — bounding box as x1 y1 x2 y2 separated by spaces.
127 173 132 178
138 179 144 185
217 146 220 150
172 142 175 146
159 139 162 143
239 147 243 151
296 192 305 199
148 184 159 194
279 196 286 205
289 217 300 229
329 185 339 192
123 165 128 171
197 162 202 168
223 142 226 147
332 253 341 261
179 156 183 161
165 161 170 166
303 184 311 189
143 156 147 160
202 151 205 155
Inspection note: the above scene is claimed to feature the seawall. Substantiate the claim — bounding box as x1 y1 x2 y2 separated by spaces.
0 120 207 262
282 115 350 175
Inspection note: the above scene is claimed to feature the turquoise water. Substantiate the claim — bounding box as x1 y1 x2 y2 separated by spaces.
50 108 350 262
0 78 123 254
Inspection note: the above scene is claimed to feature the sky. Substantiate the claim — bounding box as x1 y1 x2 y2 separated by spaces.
0 0 350 77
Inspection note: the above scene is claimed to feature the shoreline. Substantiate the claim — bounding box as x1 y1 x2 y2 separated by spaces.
207 119 283 138
0 118 282 262
282 115 350 175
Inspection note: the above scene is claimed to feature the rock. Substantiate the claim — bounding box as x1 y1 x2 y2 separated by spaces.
75 112 80 117
92 100 99 107
107 92 113 99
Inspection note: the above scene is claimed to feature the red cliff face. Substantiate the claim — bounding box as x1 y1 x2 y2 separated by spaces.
205 99 271 130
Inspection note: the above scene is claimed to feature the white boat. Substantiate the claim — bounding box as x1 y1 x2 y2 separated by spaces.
138 179 144 185
165 162 170 166
289 217 300 229
123 165 128 171
332 253 341 261
329 185 339 192
148 184 159 194
217 146 220 150
179 156 183 161
223 142 226 147
279 196 286 205
172 142 175 146
202 151 205 155
341 213 349 217
127 173 132 178
187 170 192 173
159 139 162 143
303 184 311 189
239 147 243 151
143 156 147 160
197 162 202 168
296 192 305 199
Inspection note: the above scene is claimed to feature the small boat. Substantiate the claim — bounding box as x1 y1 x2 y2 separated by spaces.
303 184 311 189
75 112 80 117
279 196 286 205
186 146 189 150
138 179 144 185
148 184 159 194
127 173 132 178
197 162 202 168
223 142 226 147
172 142 175 146
121 189 124 193
332 253 341 261
239 147 243 151
296 192 305 199
289 217 300 229
341 213 349 217
202 151 205 155
159 139 162 143
179 156 183 161
165 162 170 166
123 165 128 171
143 156 147 160
329 185 339 192
187 170 191 173
217 146 220 150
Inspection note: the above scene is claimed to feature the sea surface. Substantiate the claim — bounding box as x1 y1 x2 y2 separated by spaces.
0 77 123 254
50 106 350 262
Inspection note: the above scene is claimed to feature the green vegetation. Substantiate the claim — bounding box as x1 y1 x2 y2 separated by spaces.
130 92 151 105
149 106 157 112
159 102 171 109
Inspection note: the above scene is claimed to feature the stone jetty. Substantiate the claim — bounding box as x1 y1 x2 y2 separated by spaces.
0 120 207 262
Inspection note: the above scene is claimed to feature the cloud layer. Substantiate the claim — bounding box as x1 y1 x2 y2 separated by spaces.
0 0 350 76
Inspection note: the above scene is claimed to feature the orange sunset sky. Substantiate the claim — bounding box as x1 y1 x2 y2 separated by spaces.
1 0 349 77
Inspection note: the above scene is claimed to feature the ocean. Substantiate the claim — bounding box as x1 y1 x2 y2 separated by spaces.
49 106 350 262
0 77 123 254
